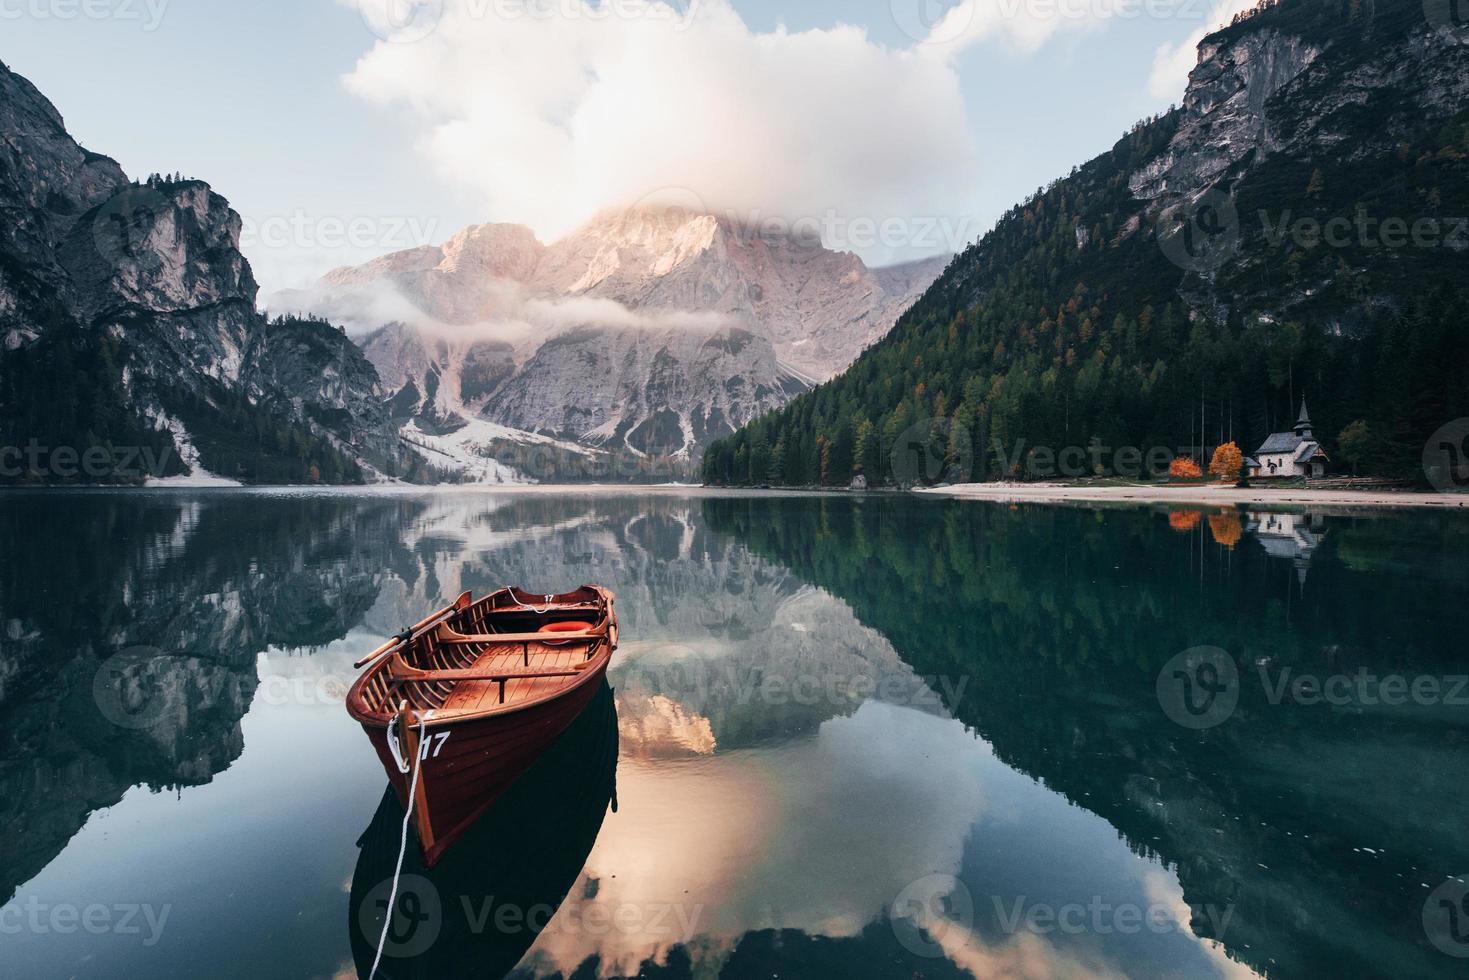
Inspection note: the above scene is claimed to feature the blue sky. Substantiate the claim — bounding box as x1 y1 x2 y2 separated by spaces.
2 0 1233 295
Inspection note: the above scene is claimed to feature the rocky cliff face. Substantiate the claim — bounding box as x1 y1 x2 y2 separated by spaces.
483 323 807 457
532 207 948 382
1135 7 1469 209
1131 29 1324 202
0 60 412 484
246 315 408 470
279 207 946 466
0 64 126 353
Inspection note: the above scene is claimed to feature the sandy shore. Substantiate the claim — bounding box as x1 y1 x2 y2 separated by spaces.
918 482 1469 510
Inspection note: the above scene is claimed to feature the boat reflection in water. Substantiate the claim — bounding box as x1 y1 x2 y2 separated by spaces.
348 682 619 980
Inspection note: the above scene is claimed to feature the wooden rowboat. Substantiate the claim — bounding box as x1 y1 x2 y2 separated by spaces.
348 681 619 978
345 586 618 867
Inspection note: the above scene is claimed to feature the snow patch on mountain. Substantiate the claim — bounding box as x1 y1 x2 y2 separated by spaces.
398 418 605 484
143 410 242 487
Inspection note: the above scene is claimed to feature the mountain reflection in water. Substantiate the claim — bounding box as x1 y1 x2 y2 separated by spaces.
0 490 1464 979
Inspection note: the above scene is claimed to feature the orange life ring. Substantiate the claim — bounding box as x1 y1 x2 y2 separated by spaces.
538 621 595 647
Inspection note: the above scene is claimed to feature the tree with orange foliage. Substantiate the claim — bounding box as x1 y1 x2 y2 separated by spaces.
1169 510 1203 532
1208 510 1243 548
1169 457 1202 480
1209 442 1244 482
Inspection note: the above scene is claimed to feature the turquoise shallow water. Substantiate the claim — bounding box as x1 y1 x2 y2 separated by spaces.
1 489 1467 979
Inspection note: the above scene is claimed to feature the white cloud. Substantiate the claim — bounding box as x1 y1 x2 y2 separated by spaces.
1148 0 1258 100
919 0 1114 53
339 0 1065 251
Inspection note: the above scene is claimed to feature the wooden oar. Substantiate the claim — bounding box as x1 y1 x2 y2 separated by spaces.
354 592 473 669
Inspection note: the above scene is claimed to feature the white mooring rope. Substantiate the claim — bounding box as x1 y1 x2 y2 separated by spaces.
511 588 559 615
369 709 430 980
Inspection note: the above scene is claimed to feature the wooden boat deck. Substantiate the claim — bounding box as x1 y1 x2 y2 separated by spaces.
436 643 593 717
348 586 618 726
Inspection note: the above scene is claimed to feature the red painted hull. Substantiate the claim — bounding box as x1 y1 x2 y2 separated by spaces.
360 654 610 866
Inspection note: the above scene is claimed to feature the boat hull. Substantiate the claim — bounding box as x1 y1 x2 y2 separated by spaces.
360 655 610 867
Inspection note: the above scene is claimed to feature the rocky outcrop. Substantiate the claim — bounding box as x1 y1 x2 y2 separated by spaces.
533 207 946 382
0 60 413 483
247 316 408 473
1134 9 1469 208
1132 29 1323 202
0 61 127 352
482 323 807 456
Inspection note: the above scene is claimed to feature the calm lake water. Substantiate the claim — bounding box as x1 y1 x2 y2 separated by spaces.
1 489 1467 979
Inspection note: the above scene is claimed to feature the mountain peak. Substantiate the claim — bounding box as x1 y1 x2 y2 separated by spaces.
437 222 545 280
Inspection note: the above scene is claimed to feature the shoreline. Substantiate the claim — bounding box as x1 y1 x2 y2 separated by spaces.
917 482 1469 511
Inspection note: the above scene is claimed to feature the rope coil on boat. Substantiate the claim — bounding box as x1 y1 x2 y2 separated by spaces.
369 707 431 980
